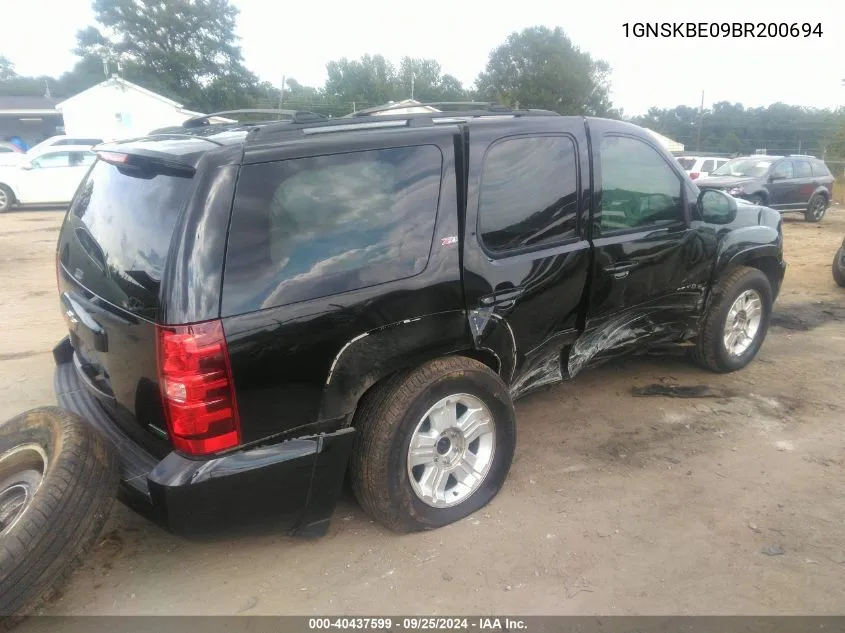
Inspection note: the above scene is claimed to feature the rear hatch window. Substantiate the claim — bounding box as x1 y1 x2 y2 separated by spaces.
58 160 195 320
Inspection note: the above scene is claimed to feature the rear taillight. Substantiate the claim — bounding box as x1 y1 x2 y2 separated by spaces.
156 320 241 456
689 172 700 180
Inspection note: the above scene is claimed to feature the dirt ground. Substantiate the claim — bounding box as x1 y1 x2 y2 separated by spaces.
2 205 845 616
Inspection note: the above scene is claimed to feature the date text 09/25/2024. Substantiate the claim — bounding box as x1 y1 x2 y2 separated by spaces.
623 22 823 38
308 618 527 630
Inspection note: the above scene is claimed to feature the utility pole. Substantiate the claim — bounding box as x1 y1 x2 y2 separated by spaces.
410 73 415 100
695 90 704 152
278 74 285 112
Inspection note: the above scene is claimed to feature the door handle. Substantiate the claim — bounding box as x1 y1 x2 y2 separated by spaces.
603 261 639 279
604 261 639 273
479 287 525 308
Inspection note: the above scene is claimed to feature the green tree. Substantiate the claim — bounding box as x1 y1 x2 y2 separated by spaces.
396 57 468 102
475 26 615 115
324 55 397 108
0 56 16 81
632 103 845 157
74 0 257 111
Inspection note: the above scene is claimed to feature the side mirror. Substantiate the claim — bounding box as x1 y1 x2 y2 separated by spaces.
698 189 737 225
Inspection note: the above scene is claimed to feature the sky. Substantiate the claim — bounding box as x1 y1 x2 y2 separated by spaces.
2 0 843 115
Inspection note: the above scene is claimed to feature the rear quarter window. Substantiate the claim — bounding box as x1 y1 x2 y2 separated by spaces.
222 145 443 315
812 161 832 177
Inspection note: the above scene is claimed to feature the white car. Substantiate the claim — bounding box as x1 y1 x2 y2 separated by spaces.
27 135 106 156
676 156 730 181
0 146 97 212
0 142 26 166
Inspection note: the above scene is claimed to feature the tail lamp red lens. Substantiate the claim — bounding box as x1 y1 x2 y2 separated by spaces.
689 172 700 180
156 320 241 456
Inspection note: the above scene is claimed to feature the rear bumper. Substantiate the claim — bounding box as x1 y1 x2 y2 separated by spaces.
53 338 354 536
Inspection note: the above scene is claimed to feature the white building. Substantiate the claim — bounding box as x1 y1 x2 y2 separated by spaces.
56 76 227 140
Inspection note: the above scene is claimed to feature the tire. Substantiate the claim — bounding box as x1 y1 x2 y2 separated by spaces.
805 193 828 222
0 185 14 213
692 266 773 373
350 356 516 533
0 407 118 623
748 193 766 207
833 247 845 288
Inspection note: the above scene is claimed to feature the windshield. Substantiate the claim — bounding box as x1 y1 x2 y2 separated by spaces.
676 157 696 170
711 158 772 178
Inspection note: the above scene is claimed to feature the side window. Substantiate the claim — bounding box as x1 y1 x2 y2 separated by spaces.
772 161 793 179
478 136 578 253
599 135 684 232
717 160 729 169
69 152 96 167
812 161 831 177
701 159 715 172
31 152 71 169
793 160 812 178
222 145 443 315
54 139 73 146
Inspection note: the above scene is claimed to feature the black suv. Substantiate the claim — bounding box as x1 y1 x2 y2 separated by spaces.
53 106 786 537
695 154 834 222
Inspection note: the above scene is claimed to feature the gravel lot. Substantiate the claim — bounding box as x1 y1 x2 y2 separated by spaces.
2 206 845 616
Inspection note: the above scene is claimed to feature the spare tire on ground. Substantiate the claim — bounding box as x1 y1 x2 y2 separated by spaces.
0 407 118 625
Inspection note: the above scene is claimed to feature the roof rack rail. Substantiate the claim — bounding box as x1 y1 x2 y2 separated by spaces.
349 101 519 117
788 154 816 158
252 107 561 140
182 109 328 128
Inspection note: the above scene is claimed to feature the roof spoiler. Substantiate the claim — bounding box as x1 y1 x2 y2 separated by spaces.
96 149 196 177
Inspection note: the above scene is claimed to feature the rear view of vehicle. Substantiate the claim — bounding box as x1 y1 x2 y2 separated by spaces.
53 137 286 532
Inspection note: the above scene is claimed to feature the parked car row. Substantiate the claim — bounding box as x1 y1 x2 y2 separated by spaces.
0 135 109 211
676 155 730 180
695 154 834 222
0 146 97 211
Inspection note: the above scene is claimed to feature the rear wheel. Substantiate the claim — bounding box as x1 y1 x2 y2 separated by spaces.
692 266 773 373
0 185 14 212
350 357 516 533
0 407 118 623
805 194 828 222
833 247 845 288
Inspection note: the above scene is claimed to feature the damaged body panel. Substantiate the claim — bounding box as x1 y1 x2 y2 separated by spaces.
461 116 786 394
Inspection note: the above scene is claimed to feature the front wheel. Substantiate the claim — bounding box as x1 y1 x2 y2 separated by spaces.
0 185 14 212
805 194 828 222
692 266 773 373
350 356 516 533
833 247 845 288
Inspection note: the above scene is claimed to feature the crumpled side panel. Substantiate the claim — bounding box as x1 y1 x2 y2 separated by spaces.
567 291 704 378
